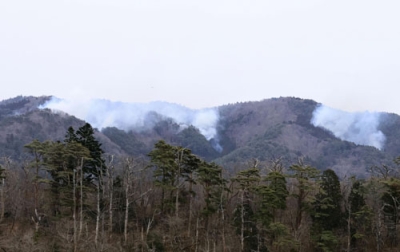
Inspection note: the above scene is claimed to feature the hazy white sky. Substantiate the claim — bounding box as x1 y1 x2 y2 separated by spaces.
1 0 399 112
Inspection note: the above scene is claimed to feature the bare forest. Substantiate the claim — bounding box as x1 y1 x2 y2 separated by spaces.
1 123 400 252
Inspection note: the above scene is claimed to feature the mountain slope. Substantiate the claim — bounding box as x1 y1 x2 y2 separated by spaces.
0 96 126 160
0 96 398 177
215 97 394 176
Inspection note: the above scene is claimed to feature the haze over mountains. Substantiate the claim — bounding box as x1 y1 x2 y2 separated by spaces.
1 95 399 177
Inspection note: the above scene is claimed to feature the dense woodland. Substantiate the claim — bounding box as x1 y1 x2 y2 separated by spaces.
1 123 400 252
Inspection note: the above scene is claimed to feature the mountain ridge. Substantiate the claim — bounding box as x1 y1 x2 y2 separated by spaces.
0 95 398 177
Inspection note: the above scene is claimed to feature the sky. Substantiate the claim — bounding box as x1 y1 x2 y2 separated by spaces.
1 0 400 113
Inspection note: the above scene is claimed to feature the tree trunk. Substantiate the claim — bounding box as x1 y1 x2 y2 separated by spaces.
0 158 9 223
347 204 351 252
95 178 100 246
175 185 179 218
240 190 245 252
107 159 114 238
0 177 4 222
79 158 83 237
220 186 226 252
187 173 193 237
195 217 199 252
108 177 113 236
295 187 304 231
34 153 39 211
73 169 77 252
376 206 383 252
124 183 129 245
175 149 183 218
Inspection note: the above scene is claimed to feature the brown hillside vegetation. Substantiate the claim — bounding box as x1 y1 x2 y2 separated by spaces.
0 135 400 251
216 98 392 177
0 96 400 251
0 96 398 177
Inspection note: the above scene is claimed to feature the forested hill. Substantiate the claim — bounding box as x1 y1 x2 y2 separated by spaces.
215 97 398 177
0 95 399 177
2 95 400 251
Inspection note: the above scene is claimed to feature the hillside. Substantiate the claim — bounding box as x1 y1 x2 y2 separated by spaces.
0 96 126 160
216 98 393 176
0 96 398 177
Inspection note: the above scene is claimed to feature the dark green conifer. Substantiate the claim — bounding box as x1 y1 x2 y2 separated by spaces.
148 140 201 214
232 165 263 251
312 169 343 252
348 180 371 250
75 123 105 182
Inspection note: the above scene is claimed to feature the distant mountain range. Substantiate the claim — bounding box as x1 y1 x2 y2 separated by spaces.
1 95 399 177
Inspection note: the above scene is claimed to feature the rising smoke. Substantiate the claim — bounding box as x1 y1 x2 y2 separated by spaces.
40 97 222 151
311 105 386 150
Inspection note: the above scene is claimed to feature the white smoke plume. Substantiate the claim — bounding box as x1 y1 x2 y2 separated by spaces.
311 105 386 150
40 97 221 147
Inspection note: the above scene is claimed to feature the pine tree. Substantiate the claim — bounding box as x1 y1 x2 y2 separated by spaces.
24 139 47 210
264 171 289 221
197 161 225 222
232 165 262 252
288 160 320 232
149 140 179 213
148 140 201 215
45 141 91 216
255 170 290 250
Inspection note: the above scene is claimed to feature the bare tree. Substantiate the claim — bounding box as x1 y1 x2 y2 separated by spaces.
95 164 104 247
106 155 115 239
73 168 77 252
123 158 134 245
0 164 5 222
0 157 13 223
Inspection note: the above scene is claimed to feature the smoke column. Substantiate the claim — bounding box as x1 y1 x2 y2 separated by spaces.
311 105 386 150
41 97 221 150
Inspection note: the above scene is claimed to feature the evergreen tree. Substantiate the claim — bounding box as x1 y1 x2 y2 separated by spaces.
289 160 320 232
197 161 225 219
0 165 5 180
255 171 288 229
70 123 106 182
43 141 91 216
311 169 342 252
264 171 289 221
317 169 342 230
348 179 371 251
232 165 263 251
64 126 78 143
24 139 48 210
255 170 290 250
148 140 201 214
148 140 178 213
